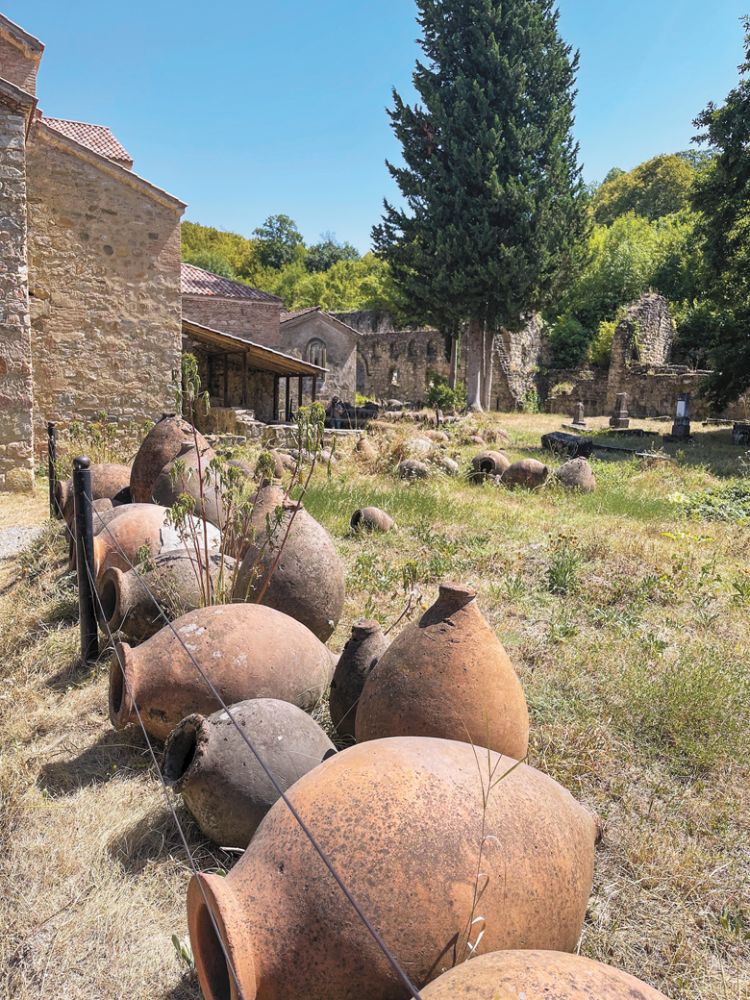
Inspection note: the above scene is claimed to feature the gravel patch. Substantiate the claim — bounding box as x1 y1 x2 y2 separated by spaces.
0 526 44 561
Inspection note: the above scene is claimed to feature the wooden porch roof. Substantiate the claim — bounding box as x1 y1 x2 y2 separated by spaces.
182 319 327 377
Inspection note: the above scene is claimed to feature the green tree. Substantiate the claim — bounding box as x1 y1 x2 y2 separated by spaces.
692 19 750 406
372 0 586 410
305 233 360 273
253 214 305 270
591 154 696 226
181 221 260 280
183 248 237 279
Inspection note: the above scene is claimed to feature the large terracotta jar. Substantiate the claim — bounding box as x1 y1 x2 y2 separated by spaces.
469 450 510 482
501 459 549 489
163 698 335 848
130 414 213 503
329 619 388 740
187 736 599 1000
68 502 156 571
233 481 345 642
57 462 132 524
109 603 334 740
92 504 221 582
355 583 529 759
151 447 226 529
98 549 236 643
420 950 671 999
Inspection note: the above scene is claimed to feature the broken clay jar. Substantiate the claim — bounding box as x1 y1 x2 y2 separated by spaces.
501 458 550 489
420 950 671 999
163 698 335 848
57 462 132 525
109 603 334 740
187 736 599 1000
329 619 389 740
356 583 529 759
349 507 394 533
130 414 213 503
92 504 221 583
470 450 511 481
151 447 225 529
233 481 345 642
98 549 236 643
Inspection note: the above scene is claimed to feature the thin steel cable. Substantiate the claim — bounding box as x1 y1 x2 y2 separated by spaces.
84 494 424 1000
77 541 248 1000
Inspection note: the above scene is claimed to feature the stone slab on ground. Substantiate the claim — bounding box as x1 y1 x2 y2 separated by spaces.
0 525 43 561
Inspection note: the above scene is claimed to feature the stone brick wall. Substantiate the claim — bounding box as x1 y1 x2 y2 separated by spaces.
182 295 282 348
493 315 548 411
183 336 277 423
0 19 42 96
335 311 454 403
606 293 674 410
25 124 184 451
0 99 34 490
278 312 357 401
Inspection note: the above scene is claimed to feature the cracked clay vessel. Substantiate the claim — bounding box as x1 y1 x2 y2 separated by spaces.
163 698 335 848
355 583 529 759
420 950 671 999
187 736 599 1000
109 603 334 740
329 619 388 740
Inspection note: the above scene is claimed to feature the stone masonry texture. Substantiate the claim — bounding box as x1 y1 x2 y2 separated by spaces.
0 103 35 491
26 126 183 453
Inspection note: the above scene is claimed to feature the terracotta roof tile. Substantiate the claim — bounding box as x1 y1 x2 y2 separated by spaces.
181 262 282 303
42 117 133 166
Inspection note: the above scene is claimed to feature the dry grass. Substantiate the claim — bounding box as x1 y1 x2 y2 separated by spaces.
1 412 749 999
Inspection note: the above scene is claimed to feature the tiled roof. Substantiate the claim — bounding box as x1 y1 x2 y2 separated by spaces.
42 117 133 166
181 262 282 303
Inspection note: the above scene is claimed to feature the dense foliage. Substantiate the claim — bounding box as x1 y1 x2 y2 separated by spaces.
691 18 750 407
181 218 401 315
372 0 587 408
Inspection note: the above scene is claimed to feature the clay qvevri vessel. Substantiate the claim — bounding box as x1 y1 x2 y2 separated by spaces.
151 447 225 528
349 507 394 533
329 619 388 740
68 502 156 571
164 698 335 848
420 950 671 999
398 458 429 479
99 549 236 643
356 583 529 759
354 437 377 461
109 603 333 740
233 481 345 642
187 736 599 1000
501 458 549 489
92 504 220 582
58 462 132 524
470 450 510 481
130 414 213 503
556 457 596 493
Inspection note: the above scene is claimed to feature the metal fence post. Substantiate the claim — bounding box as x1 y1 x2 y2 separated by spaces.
73 455 99 662
47 421 57 518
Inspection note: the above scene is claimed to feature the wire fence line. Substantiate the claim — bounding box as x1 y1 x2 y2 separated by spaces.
61 484 424 1000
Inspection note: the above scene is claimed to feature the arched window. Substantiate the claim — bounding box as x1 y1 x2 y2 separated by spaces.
306 338 327 369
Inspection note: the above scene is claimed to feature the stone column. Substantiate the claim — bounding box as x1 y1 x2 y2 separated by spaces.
0 87 34 491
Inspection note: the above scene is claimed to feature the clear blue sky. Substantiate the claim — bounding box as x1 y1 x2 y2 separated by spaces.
8 0 749 251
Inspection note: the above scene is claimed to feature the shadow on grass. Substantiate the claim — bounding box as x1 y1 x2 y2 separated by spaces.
37 726 151 795
161 974 201 1000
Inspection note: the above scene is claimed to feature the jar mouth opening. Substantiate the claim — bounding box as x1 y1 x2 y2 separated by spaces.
438 582 477 600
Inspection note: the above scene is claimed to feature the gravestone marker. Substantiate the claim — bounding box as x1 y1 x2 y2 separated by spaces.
609 393 630 429
572 401 586 429
670 393 691 440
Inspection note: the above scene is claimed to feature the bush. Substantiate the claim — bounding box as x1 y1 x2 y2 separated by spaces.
549 316 592 368
587 319 617 366
426 374 466 412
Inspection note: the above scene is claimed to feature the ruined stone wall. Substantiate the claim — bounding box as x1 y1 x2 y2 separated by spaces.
0 100 34 490
278 313 357 402
492 315 548 411
0 25 42 96
25 125 184 450
606 293 674 410
356 329 452 403
182 295 282 347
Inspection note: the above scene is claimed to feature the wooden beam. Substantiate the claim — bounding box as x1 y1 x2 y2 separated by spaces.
297 375 303 412
242 351 248 407
311 377 317 402
223 352 229 407
285 377 291 422
273 376 279 421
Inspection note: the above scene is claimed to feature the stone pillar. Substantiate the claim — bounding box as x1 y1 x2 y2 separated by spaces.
0 88 35 492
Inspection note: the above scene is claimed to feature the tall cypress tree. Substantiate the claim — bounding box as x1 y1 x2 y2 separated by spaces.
373 0 586 409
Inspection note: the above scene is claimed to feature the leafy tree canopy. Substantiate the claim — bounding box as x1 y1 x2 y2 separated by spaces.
591 154 696 226
183 248 238 279
253 214 305 270
305 233 360 273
